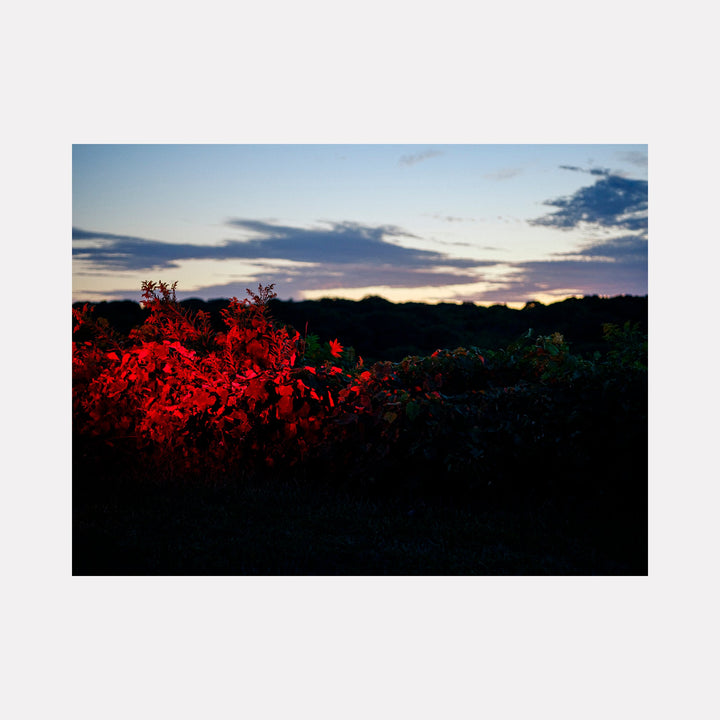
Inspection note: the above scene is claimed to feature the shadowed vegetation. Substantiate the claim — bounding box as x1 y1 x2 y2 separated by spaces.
73 285 647 575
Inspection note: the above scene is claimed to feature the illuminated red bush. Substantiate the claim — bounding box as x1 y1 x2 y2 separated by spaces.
73 282 647 503
73 281 357 479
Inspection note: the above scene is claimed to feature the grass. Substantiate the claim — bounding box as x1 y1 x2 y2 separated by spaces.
73 469 646 575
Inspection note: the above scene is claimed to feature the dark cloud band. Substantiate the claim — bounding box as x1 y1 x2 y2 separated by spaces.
72 220 488 278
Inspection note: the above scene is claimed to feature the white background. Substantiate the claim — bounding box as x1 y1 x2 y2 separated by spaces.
3 1 716 718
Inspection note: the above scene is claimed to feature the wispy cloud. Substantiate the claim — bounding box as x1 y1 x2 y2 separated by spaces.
72 228 156 244
170 265 489 302
558 165 612 177
456 256 648 304
482 168 523 181
440 216 463 223
553 234 648 263
532 257 645 296
615 150 648 169
398 149 443 166
427 213 477 223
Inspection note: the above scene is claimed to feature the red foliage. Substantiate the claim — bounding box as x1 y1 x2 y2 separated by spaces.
74 282 336 478
328 338 344 358
72 281 435 483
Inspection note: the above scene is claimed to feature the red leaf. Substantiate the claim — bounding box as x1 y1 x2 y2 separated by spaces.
245 379 269 404
329 338 344 358
277 395 294 418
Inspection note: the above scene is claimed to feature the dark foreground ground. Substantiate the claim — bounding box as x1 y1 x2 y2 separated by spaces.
73 469 647 576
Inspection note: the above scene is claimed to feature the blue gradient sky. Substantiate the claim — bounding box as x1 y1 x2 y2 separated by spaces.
72 144 647 306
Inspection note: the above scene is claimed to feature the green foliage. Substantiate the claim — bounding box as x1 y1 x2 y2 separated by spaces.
300 331 358 372
302 332 322 361
602 321 648 370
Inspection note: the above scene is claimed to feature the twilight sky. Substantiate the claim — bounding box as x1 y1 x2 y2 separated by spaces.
72 144 647 306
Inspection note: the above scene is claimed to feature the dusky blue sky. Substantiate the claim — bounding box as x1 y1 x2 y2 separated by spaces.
72 144 647 306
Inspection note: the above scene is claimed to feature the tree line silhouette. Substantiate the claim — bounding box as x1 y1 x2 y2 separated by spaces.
74 293 647 363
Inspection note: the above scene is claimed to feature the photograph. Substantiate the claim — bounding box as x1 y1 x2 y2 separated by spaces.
10 2 717 717
72 143 648 575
